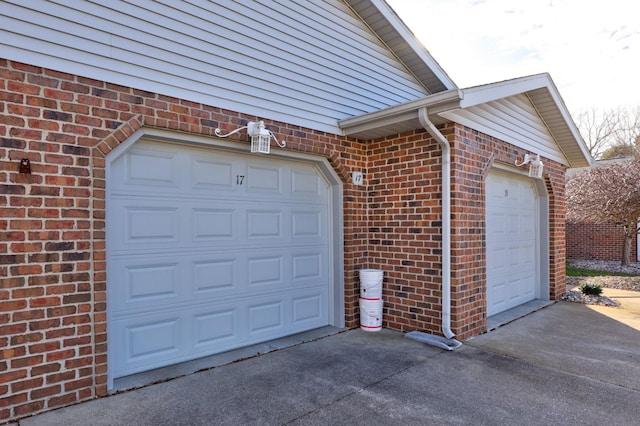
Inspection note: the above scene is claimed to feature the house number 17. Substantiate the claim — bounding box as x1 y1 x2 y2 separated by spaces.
236 175 245 185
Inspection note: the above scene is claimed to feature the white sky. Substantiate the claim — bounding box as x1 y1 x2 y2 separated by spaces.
387 0 640 114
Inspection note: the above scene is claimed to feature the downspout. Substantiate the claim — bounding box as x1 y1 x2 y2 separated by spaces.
418 107 455 340
405 107 460 350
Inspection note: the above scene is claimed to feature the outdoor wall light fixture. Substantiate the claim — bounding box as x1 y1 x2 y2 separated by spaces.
516 153 544 178
215 120 285 154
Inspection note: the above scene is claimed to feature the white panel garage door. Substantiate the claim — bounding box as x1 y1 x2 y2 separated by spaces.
486 171 538 316
107 140 332 379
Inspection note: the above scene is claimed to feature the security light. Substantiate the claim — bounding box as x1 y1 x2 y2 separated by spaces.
215 120 285 154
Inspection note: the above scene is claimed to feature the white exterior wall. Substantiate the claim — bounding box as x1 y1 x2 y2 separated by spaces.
1 0 430 134
441 93 569 166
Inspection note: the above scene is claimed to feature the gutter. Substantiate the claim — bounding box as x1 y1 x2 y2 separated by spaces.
339 89 462 138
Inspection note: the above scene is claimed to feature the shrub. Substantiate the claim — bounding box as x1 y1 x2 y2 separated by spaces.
578 282 603 296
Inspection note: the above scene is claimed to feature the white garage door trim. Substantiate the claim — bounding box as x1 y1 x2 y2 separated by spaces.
485 167 549 317
105 128 344 390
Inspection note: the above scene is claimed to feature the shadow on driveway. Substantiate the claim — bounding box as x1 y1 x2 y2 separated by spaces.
468 293 640 391
20 301 640 425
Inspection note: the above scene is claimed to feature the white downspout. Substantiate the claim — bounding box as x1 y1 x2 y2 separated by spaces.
418 107 455 339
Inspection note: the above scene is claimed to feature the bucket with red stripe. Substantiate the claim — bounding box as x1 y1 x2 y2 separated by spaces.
359 298 383 332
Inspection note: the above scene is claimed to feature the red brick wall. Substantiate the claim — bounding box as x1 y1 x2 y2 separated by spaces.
566 222 638 261
1 58 569 421
0 59 367 422
366 124 567 341
450 125 567 337
366 130 444 334
545 164 567 300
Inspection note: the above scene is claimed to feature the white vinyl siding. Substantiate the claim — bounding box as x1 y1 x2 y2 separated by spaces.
0 0 430 134
441 94 569 165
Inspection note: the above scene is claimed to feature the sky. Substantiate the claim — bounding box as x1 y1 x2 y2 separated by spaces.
386 0 640 114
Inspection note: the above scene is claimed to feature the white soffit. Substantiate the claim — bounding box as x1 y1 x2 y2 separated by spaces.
440 95 570 166
341 72 592 168
339 89 462 139
453 74 592 168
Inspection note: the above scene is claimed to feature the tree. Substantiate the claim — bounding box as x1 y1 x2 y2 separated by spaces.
574 106 640 159
600 143 638 160
566 156 640 266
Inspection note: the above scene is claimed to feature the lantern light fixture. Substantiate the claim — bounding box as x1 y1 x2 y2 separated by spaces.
515 153 544 178
215 120 285 154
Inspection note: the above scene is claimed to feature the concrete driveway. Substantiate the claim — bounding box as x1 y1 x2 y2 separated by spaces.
17 298 640 425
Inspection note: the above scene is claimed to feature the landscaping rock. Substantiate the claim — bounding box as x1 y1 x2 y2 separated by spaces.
564 260 640 307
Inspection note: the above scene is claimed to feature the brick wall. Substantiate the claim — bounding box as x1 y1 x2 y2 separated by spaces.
366 124 567 341
0 59 367 422
566 222 638 261
545 164 568 300
450 125 567 337
1 58 569 421
367 130 444 334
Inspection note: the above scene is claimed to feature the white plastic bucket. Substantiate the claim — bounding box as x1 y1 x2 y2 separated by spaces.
359 269 383 281
359 269 383 300
359 298 383 332
360 279 382 300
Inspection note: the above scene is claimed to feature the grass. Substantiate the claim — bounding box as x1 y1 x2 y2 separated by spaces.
566 264 638 277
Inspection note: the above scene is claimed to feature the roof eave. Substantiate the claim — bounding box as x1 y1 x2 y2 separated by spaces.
457 74 593 167
340 73 593 168
339 89 463 139
344 0 457 94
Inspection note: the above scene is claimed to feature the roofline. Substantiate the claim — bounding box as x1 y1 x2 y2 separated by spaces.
339 89 463 135
459 74 553 107
368 0 457 90
459 73 592 167
345 0 457 93
339 73 593 167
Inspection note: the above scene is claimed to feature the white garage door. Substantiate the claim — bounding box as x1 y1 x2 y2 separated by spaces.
486 170 538 316
107 140 332 379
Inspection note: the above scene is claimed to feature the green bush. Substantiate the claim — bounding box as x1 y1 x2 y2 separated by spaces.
578 282 603 296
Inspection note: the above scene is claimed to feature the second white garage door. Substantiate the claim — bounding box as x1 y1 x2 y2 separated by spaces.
107 139 333 380
485 170 539 316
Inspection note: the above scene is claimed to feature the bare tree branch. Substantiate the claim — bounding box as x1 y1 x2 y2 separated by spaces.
574 106 640 159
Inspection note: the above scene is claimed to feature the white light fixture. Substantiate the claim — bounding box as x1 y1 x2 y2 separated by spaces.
515 153 544 178
215 120 285 154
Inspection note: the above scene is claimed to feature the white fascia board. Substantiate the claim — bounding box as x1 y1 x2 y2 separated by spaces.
534 80 593 167
460 73 592 167
459 74 553 108
526 77 593 167
339 88 462 132
369 0 457 91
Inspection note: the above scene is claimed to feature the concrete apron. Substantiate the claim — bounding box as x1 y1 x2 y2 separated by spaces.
585 287 640 330
17 295 640 425
467 288 640 391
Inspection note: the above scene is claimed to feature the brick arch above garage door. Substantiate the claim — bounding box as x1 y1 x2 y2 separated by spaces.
90 117 348 390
